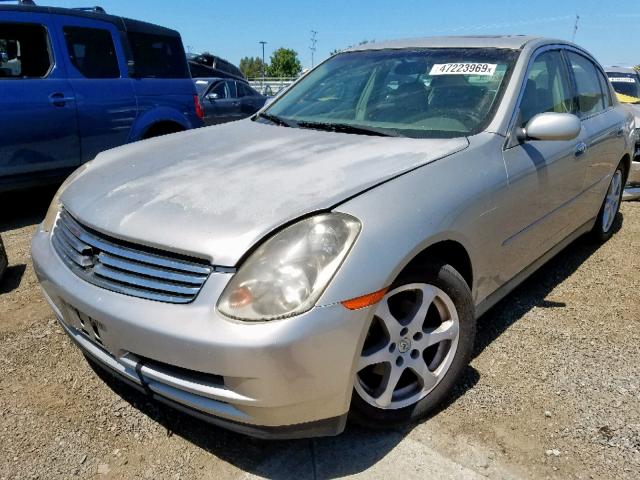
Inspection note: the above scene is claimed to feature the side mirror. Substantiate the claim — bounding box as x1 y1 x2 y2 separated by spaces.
520 112 581 142
207 93 220 101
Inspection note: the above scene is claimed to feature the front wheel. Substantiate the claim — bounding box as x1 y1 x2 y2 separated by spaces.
350 261 475 428
591 163 624 242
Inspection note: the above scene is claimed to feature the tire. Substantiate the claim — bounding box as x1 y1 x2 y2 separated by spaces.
350 261 475 428
0 235 7 281
591 161 625 242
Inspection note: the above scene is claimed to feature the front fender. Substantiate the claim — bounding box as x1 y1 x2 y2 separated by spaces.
318 134 509 308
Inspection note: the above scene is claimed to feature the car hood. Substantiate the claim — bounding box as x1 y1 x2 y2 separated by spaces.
62 120 468 266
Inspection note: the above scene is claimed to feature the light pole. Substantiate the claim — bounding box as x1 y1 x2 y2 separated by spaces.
259 41 267 88
310 30 318 68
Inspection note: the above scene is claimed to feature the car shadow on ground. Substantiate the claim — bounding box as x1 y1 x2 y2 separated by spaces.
0 264 26 295
86 213 624 479
473 214 622 360
0 185 58 232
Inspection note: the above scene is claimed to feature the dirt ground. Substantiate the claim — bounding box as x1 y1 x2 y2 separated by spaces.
1 187 639 479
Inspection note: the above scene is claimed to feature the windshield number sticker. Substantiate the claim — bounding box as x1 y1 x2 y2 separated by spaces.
608 77 636 84
430 63 497 76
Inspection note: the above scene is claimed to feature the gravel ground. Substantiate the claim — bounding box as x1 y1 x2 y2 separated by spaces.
1 187 639 479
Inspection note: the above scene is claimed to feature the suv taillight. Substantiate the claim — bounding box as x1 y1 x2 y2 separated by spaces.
194 95 204 120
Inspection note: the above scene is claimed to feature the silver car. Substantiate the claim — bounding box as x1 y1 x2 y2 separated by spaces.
32 36 634 439
605 66 640 200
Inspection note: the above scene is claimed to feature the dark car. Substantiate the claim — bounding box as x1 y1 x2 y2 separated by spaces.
0 1 204 192
187 52 245 81
195 77 268 126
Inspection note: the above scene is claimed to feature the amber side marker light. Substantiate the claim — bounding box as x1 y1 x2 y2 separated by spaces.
341 287 389 310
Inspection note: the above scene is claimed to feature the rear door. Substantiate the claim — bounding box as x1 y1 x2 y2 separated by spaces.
501 48 589 278
0 11 80 181
237 82 266 117
565 51 628 212
52 15 137 163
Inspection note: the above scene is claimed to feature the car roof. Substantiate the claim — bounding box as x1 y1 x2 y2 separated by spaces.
0 4 180 37
605 66 639 75
345 35 562 52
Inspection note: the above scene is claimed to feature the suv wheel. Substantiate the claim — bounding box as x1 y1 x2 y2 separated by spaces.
350 261 475 427
591 162 624 242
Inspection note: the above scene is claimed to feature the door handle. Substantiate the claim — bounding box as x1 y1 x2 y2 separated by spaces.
574 142 587 157
49 92 75 107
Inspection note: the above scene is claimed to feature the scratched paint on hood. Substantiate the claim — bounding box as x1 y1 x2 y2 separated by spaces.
62 120 468 265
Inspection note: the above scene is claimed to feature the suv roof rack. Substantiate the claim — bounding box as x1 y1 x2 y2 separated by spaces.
72 6 106 13
0 0 37 5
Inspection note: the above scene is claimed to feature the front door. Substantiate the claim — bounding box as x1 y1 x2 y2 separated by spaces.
500 48 588 279
0 11 80 181
203 80 241 126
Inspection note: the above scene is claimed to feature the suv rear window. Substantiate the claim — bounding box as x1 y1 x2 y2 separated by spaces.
63 27 120 79
0 23 51 78
127 32 189 78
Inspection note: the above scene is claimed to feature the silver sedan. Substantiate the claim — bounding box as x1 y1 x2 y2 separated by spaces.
32 36 634 439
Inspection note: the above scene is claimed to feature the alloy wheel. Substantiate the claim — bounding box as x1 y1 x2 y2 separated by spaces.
355 283 460 410
602 170 622 233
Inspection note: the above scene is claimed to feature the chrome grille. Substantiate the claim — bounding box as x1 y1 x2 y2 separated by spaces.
52 210 212 303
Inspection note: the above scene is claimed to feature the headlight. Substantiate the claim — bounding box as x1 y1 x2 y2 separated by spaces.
217 213 361 321
42 163 90 232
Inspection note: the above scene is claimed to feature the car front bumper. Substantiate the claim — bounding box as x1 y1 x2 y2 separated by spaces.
32 226 373 439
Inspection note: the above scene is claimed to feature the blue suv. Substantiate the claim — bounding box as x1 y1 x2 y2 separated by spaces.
0 2 204 191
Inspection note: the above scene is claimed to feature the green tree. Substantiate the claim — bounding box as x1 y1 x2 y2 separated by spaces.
239 56 267 79
634 65 640 72
267 48 302 78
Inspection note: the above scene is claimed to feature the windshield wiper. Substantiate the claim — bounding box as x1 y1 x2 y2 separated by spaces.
255 112 296 127
296 120 402 137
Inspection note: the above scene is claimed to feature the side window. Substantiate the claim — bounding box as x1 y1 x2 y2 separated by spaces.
226 81 237 98
127 32 189 79
63 27 119 79
567 52 606 116
209 81 228 99
237 82 257 97
0 23 51 78
519 50 574 127
596 70 612 108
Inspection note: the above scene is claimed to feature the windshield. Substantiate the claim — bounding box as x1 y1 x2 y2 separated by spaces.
606 72 640 100
260 48 519 138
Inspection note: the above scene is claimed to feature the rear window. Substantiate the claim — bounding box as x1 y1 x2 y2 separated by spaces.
606 72 640 99
0 23 51 78
127 32 189 78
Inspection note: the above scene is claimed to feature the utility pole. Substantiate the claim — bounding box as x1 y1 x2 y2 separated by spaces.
571 14 580 42
259 40 267 87
310 30 318 68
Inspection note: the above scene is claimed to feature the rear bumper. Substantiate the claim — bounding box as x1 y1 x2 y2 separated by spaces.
32 226 373 438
